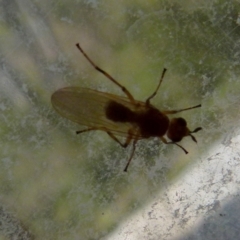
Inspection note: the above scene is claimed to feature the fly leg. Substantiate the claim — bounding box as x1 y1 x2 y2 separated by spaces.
107 129 139 172
123 137 138 172
106 130 137 172
76 127 99 134
163 104 201 114
77 127 133 147
146 68 167 106
160 137 188 154
106 131 132 148
77 126 139 172
76 43 135 104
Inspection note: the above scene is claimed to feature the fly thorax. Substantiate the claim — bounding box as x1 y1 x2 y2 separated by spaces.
138 108 169 138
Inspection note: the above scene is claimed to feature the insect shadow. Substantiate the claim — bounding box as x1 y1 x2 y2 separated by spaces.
51 43 202 172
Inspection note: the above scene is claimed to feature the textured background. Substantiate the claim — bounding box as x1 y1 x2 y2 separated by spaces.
0 0 240 239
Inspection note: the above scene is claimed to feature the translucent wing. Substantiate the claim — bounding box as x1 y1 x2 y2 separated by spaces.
51 87 146 138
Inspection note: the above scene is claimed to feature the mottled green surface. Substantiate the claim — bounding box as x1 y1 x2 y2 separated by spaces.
0 0 240 239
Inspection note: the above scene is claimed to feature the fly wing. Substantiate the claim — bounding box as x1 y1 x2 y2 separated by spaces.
51 87 146 138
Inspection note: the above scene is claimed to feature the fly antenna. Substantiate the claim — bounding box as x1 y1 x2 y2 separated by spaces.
189 127 202 143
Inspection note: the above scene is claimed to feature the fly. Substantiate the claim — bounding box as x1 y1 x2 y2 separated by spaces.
51 43 202 172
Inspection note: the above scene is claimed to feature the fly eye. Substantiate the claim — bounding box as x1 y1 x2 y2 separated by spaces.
167 118 188 142
175 117 187 127
171 135 183 142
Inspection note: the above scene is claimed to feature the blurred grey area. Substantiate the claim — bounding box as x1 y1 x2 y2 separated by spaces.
0 0 240 239
183 198 240 240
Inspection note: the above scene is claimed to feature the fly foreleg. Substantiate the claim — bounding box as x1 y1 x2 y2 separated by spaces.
160 137 188 154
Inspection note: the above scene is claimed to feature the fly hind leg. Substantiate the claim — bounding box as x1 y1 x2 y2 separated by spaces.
76 127 99 134
77 127 132 148
76 43 135 104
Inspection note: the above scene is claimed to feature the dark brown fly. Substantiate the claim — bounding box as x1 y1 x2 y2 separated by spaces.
51 43 202 172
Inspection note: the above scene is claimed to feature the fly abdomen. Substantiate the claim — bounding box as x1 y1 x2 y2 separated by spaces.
105 101 135 122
